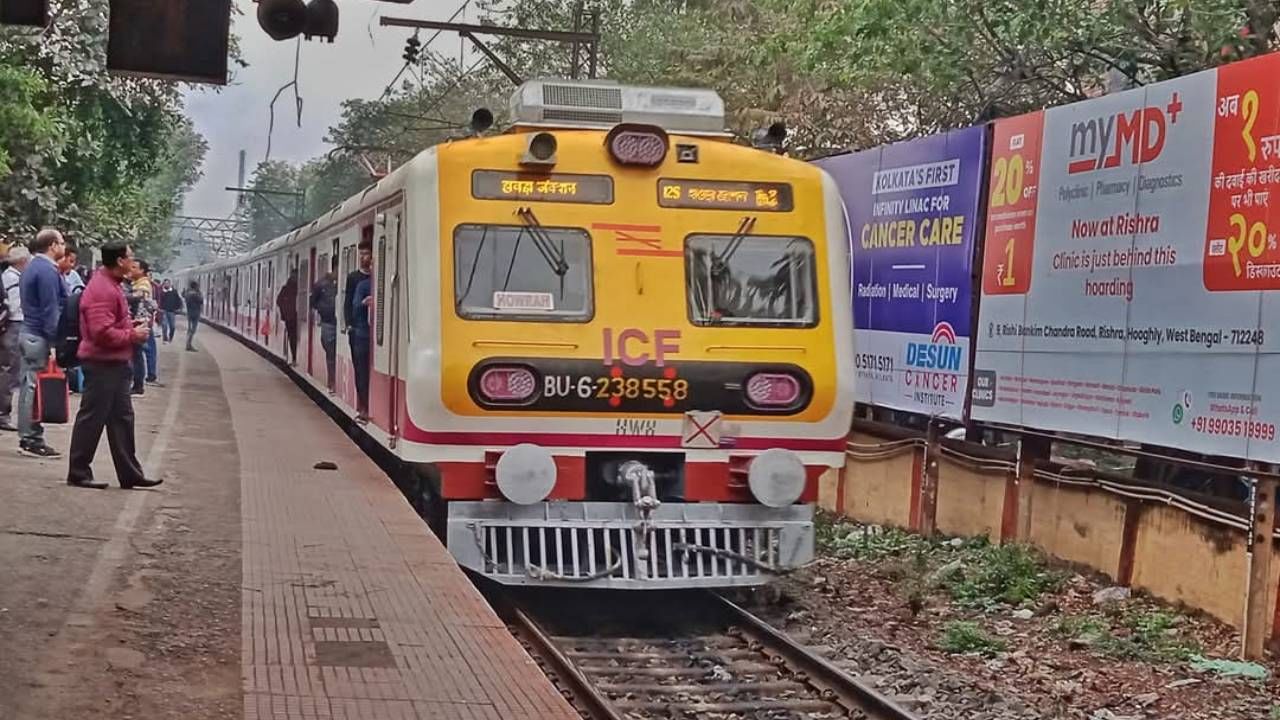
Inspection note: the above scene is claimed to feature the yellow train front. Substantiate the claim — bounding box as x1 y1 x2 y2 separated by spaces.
418 80 855 588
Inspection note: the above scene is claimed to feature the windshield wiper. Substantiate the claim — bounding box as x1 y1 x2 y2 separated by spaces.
457 225 489 307
517 207 569 277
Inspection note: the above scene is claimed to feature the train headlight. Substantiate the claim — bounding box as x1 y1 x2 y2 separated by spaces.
744 372 802 409
479 366 537 403
495 443 557 505
521 132 558 166
606 124 668 167
747 448 805 508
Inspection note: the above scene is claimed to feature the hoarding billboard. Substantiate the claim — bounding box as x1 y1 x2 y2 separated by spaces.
973 52 1280 460
820 127 987 419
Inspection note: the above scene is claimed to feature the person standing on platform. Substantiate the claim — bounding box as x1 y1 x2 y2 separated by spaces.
183 281 203 351
276 269 299 365
17 228 66 458
125 262 148 395
135 261 160 386
344 238 373 422
0 245 31 432
66 243 159 490
59 242 84 394
310 257 338 393
158 279 181 343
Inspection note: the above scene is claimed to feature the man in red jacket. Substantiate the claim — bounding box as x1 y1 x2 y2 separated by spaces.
66 243 160 490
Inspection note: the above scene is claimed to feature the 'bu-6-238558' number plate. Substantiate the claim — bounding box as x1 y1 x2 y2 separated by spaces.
467 358 814 416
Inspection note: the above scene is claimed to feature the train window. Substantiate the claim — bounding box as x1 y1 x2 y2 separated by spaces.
684 234 817 327
453 223 593 322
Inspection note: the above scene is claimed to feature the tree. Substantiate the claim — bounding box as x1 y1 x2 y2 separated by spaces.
239 161 304 248
0 0 212 258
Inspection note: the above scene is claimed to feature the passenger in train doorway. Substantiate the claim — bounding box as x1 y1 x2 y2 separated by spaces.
183 281 203 352
66 243 160 490
310 256 338 393
276 270 299 365
345 238 373 423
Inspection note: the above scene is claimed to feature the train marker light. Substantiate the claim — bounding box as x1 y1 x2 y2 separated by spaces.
747 448 805 508
470 108 494 136
744 372 802 408
495 444 557 505
606 124 669 167
751 121 787 154
521 132 558 166
479 366 537 403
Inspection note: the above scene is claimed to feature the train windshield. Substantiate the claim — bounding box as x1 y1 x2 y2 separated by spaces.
685 234 817 327
453 223 593 321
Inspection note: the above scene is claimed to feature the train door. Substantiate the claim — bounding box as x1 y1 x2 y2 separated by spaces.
372 207 403 440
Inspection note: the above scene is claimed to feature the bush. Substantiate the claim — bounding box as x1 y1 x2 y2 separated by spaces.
820 518 937 563
939 620 1006 655
944 541 1062 609
1053 610 1199 662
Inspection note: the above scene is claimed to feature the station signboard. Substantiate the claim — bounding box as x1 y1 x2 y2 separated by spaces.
820 126 987 420
972 52 1280 461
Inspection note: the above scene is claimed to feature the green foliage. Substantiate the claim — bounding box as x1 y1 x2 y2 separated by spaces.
0 0 209 260
939 620 1006 655
1053 610 1200 662
943 540 1062 610
239 161 305 248
823 523 936 562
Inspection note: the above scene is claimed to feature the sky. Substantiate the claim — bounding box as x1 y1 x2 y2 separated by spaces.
181 0 470 219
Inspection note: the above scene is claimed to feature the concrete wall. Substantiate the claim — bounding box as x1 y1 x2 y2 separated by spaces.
842 432 914 528
836 429 1280 644
817 467 840 513
934 458 1004 542
1027 480 1128 580
1129 504 1248 626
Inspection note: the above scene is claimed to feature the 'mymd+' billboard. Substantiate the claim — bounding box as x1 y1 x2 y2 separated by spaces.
819 127 987 420
973 52 1280 461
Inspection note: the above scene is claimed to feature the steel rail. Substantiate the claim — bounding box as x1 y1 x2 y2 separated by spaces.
505 605 626 720
711 593 923 720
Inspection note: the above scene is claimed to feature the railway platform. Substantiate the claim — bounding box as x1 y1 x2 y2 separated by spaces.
0 326 577 720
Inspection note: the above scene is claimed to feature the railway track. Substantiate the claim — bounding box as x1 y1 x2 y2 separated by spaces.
500 589 920 720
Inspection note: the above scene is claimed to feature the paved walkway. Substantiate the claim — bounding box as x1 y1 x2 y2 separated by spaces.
217 330 576 720
0 322 575 720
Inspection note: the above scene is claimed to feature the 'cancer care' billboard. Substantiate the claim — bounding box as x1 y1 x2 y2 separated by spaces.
973 51 1280 461
820 127 987 420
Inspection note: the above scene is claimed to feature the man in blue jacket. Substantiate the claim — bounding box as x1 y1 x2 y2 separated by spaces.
17 228 67 457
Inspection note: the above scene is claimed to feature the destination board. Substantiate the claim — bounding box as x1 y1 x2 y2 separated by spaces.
471 170 614 204
657 179 793 212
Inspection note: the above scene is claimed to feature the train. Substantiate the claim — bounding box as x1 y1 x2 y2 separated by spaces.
177 78 856 589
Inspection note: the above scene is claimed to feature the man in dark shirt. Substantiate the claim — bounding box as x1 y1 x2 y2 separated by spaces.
184 281 203 352
310 256 339 392
345 237 373 422
17 228 67 457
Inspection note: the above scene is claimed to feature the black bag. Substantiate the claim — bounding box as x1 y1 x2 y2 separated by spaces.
56 290 82 369
34 360 69 424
